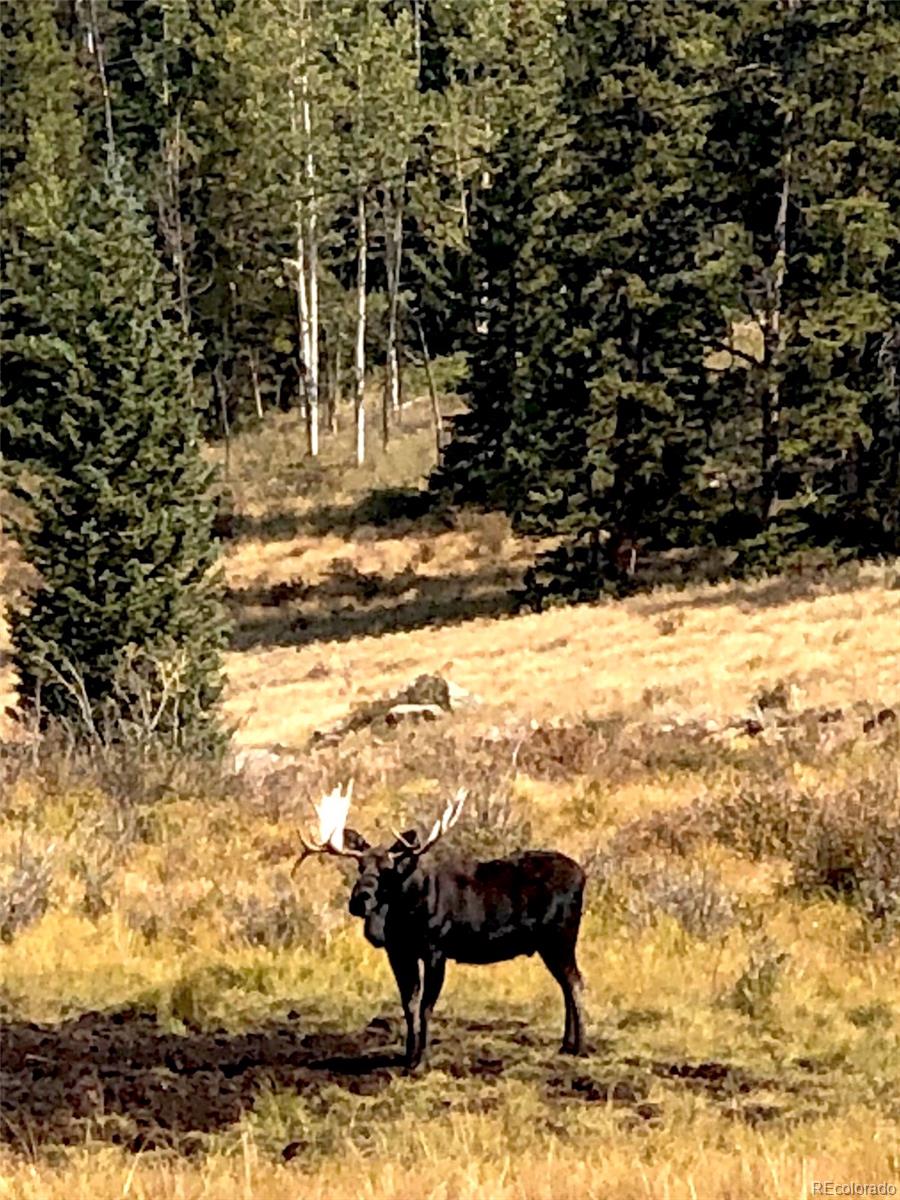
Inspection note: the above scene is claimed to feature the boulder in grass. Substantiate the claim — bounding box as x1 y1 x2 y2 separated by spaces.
310 673 476 745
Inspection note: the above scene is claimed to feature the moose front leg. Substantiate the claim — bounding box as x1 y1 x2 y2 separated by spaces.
420 954 446 1056
388 947 426 1069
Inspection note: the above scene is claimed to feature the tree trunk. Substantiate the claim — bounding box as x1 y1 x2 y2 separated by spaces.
288 78 313 452
355 188 368 467
453 124 469 239
288 7 319 460
415 316 442 465
249 349 263 420
214 363 231 479
383 178 406 444
330 331 343 435
300 9 319 459
158 107 190 336
760 131 792 525
86 0 117 171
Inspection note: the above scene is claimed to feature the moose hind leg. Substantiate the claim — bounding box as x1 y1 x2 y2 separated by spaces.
539 948 585 1056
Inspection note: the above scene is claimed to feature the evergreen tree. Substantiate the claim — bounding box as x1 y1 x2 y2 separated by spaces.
446 0 726 599
698 0 900 564
433 0 567 511
3 179 228 750
0 0 84 243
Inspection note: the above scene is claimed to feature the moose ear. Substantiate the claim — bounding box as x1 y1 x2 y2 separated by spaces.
389 829 421 856
343 828 370 853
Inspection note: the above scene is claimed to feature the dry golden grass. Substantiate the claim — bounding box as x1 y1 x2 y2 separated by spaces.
208 402 900 750
225 565 899 748
2 401 900 1199
3 1110 898 1200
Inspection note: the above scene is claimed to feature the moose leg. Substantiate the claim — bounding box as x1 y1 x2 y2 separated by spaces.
420 955 446 1055
388 948 426 1069
539 947 585 1056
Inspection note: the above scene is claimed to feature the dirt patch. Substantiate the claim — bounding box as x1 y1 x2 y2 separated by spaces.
649 1059 779 1096
0 1009 575 1155
1 1011 825 1157
0 1007 401 1154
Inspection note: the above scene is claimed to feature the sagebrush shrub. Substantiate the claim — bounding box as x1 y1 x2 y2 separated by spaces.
789 777 900 929
729 938 788 1019
0 840 54 942
622 862 737 940
226 878 337 951
613 755 900 930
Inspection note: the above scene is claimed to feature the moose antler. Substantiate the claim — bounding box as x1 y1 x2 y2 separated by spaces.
393 788 468 857
294 782 365 875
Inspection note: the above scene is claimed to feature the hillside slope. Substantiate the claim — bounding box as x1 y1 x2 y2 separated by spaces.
218 409 898 748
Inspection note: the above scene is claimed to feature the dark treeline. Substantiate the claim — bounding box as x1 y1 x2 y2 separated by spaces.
2 2 900 637
440 0 900 597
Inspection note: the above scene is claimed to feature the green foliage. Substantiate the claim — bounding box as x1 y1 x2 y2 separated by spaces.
2 0 897 669
439 0 900 604
3 179 228 752
0 0 84 239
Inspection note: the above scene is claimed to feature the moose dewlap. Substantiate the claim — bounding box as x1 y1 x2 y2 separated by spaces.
295 784 586 1068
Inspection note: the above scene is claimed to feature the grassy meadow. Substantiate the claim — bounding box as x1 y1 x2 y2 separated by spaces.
2 399 899 1199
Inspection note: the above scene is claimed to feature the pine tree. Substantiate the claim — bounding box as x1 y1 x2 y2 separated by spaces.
0 0 83 242
698 0 900 565
450 0 726 600
3 179 228 750
432 0 568 509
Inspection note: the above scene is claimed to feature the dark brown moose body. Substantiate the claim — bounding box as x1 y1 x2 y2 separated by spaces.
297 786 587 1068
422 852 585 965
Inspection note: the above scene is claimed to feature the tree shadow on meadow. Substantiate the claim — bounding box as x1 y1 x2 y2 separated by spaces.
637 560 883 617
227 560 521 651
228 487 452 545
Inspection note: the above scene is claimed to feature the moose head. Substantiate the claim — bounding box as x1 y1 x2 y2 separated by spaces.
294 782 467 948
294 782 586 1069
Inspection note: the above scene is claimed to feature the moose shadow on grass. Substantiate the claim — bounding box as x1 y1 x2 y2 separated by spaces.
1 1005 824 1156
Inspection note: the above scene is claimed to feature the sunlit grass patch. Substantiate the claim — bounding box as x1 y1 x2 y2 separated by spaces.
4 1106 899 1200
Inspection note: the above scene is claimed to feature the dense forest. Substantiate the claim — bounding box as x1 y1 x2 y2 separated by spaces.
2 0 899 733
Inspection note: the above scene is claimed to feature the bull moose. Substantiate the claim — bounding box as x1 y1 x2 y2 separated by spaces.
295 784 586 1068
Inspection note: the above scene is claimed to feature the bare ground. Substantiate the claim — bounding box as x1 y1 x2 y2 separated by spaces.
1 1002 853 1159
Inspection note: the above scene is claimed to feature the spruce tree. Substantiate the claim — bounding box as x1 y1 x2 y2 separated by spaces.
468 0 726 600
432 0 568 511
698 0 900 566
3 178 227 751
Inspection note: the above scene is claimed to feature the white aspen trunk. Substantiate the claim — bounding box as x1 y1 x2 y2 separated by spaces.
453 121 469 240
355 188 368 467
249 349 264 420
288 78 315 455
382 191 394 449
331 331 343 434
760 0 800 522
761 122 792 522
299 1 319 458
412 0 422 73
385 179 405 422
87 0 117 171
